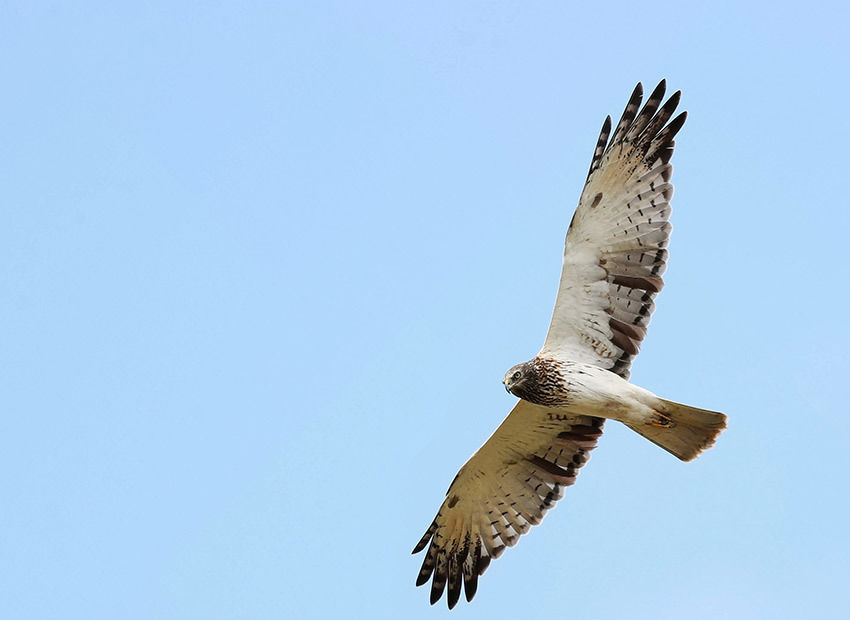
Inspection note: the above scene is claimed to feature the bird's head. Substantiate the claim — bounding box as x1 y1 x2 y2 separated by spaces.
502 362 533 396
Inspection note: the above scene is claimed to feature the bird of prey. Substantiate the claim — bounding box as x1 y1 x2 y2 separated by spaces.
412 80 727 609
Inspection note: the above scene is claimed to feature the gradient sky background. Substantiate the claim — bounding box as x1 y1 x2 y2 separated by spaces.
2 2 849 619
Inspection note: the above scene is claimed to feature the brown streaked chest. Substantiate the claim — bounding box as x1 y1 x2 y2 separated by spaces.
513 357 571 407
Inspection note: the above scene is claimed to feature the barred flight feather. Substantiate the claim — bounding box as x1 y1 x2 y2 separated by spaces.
412 401 603 609
542 79 685 380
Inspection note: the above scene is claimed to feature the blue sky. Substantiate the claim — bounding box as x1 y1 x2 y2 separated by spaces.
2 2 849 619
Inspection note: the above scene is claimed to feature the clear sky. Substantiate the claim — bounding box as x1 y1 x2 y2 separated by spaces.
2 2 849 619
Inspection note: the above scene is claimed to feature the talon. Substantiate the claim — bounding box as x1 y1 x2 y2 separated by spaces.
650 413 674 428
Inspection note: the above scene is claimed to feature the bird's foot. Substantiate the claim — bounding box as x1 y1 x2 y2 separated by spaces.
650 412 675 428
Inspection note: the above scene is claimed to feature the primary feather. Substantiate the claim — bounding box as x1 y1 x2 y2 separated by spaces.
542 80 686 379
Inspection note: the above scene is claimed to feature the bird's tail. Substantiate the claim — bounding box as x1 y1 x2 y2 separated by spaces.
625 398 727 461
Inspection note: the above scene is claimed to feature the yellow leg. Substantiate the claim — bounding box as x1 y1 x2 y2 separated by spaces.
650 412 674 428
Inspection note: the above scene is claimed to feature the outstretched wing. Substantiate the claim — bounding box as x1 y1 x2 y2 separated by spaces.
412 400 604 609
541 80 686 379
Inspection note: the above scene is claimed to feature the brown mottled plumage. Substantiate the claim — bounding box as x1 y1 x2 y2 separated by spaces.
502 358 567 406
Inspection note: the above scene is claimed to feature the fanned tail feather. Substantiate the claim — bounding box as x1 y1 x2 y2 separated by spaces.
626 399 727 461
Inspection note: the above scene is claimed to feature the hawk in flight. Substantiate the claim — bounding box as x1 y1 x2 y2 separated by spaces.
413 81 727 609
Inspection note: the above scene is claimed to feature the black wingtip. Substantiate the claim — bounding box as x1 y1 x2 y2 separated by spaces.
586 114 614 180
430 582 445 606
647 80 666 107
464 576 478 603
447 572 461 609
663 110 688 141
664 89 681 111
632 81 644 99
412 519 438 554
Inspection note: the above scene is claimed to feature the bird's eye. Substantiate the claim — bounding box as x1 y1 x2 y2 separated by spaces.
512 371 521 380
